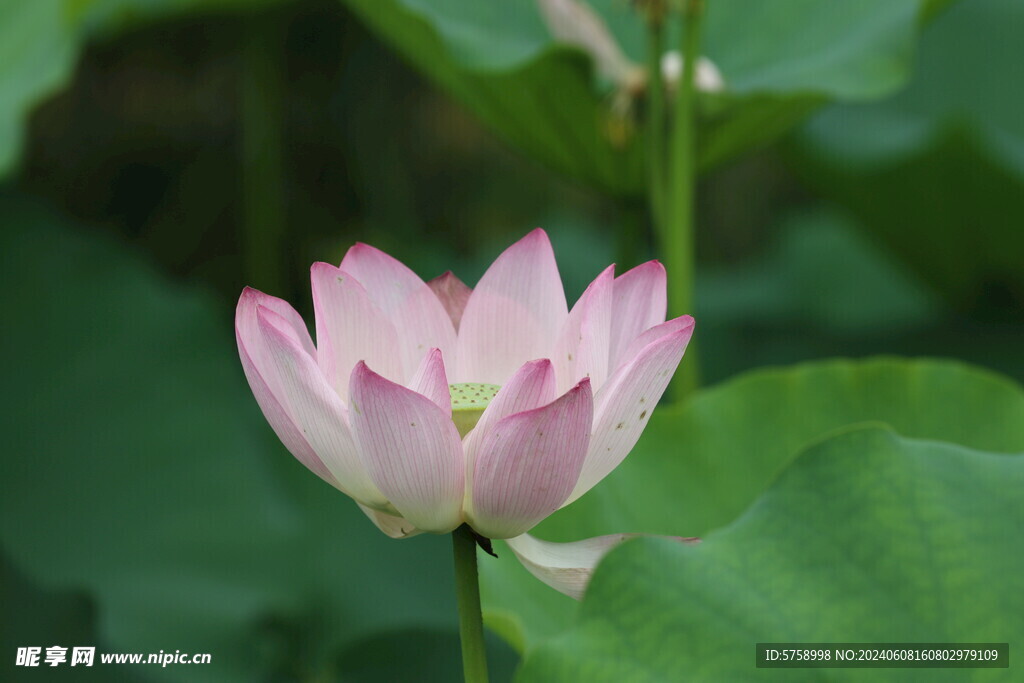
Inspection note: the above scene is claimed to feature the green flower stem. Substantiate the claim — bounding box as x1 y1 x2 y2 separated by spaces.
241 14 286 295
645 15 667 230
664 0 705 399
452 525 489 683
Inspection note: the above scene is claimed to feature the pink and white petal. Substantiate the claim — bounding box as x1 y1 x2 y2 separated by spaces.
349 361 465 533
462 359 557 505
406 348 452 415
236 290 337 487
427 271 472 332
255 307 389 507
311 262 403 399
456 229 568 385
341 244 457 378
608 261 667 370
506 533 698 600
552 265 614 394
470 359 558 441
469 379 593 539
358 503 423 539
237 287 315 363
566 316 694 505
617 314 695 370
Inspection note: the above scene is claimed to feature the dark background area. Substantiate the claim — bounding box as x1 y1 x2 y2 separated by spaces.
15 1 1023 385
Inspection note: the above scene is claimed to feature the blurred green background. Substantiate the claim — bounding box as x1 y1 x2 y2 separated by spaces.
2 0 1022 680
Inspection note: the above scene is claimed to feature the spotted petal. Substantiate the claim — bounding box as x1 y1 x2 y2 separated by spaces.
469 378 592 539
407 347 453 415
463 359 558 507
567 316 694 504
552 265 614 394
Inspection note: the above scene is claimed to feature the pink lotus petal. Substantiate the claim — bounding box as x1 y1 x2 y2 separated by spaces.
311 262 403 399
254 305 389 507
238 231 693 551
469 378 593 539
552 265 614 394
506 533 699 600
608 261 667 370
236 289 337 486
357 503 423 539
341 243 457 378
406 348 452 415
462 359 557 503
349 361 465 533
456 229 568 385
427 271 472 331
616 313 695 369
237 287 315 361
470 359 558 439
567 316 694 504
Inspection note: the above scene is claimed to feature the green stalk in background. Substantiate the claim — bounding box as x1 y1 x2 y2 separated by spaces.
663 0 704 399
452 525 489 683
645 9 667 230
241 14 287 295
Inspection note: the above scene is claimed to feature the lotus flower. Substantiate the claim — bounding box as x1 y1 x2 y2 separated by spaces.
236 229 693 597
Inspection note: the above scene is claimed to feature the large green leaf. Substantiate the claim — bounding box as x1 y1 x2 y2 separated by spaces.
518 427 1024 681
0 1 75 174
0 194 476 681
480 358 1024 651
792 0 1024 306
343 0 937 195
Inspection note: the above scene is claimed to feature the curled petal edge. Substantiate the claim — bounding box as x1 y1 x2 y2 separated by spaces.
505 533 699 601
358 503 423 540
